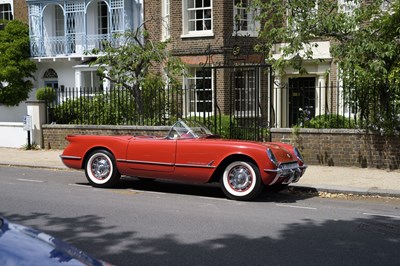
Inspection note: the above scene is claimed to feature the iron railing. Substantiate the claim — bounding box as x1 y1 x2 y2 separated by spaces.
45 82 400 140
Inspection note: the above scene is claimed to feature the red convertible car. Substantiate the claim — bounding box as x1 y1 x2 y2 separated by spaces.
61 120 307 201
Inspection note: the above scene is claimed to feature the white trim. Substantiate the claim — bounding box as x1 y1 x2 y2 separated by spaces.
182 0 213 37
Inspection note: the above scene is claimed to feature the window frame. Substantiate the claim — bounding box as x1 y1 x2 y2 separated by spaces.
181 0 214 38
233 68 259 117
162 0 170 41
97 1 109 35
0 1 13 21
233 0 259 37
184 67 214 116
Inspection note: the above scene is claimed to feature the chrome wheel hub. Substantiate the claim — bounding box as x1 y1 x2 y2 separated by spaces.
229 166 252 191
91 157 110 180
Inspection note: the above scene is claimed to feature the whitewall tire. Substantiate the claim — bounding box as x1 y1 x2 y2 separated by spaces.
85 149 120 188
220 161 263 201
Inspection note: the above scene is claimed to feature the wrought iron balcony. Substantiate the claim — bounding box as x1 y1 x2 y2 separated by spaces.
30 34 113 58
27 0 142 58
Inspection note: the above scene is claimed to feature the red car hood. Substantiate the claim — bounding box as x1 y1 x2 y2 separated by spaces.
198 137 297 163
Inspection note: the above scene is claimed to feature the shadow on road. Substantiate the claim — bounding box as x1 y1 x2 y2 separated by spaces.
77 176 319 203
1 211 399 266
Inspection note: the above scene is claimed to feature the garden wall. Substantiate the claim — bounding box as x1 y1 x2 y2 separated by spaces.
42 124 170 150
42 125 400 170
271 128 400 170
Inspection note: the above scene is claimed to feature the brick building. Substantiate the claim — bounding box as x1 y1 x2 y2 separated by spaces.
144 0 272 129
0 0 28 22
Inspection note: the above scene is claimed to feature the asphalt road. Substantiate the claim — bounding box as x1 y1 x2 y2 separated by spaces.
1 166 399 266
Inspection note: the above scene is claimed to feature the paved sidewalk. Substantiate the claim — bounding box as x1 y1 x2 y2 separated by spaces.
1 147 400 198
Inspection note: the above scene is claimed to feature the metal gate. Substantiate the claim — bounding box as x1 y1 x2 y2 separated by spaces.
183 64 273 141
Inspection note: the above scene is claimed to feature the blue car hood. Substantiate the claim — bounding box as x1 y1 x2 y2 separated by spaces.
0 218 109 266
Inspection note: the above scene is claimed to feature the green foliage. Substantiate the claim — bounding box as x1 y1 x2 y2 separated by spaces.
35 87 56 102
252 0 400 134
205 115 270 141
0 20 37 106
50 87 181 126
87 27 186 119
309 114 355 129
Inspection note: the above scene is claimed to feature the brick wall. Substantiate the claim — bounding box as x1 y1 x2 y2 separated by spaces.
43 125 400 169
271 128 400 170
42 124 170 150
14 0 28 23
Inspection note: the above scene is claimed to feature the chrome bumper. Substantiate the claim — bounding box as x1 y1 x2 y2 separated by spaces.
264 163 308 185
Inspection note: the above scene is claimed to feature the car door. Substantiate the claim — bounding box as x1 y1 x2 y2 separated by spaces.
173 139 217 182
126 138 176 173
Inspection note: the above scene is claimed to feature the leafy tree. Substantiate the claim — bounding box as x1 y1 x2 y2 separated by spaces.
0 20 36 106
88 27 186 121
252 0 400 133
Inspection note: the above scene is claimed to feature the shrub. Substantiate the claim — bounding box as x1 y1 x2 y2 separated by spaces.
309 114 355 129
36 87 56 102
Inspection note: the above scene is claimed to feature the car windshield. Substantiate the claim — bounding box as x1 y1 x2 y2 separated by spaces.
167 120 212 139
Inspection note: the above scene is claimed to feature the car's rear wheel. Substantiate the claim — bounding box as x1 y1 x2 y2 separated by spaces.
85 150 120 188
220 161 263 201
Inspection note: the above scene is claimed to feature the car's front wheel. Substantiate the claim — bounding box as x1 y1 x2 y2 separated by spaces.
85 150 120 188
220 161 263 201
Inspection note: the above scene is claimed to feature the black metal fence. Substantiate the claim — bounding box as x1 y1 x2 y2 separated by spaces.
45 80 400 140
272 81 400 133
46 85 182 126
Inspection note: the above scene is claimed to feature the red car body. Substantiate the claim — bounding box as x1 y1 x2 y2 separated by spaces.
61 120 307 200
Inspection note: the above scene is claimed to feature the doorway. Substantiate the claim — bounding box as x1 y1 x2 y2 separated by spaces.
288 77 316 126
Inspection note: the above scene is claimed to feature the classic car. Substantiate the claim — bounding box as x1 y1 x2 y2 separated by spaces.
61 120 307 201
0 217 111 266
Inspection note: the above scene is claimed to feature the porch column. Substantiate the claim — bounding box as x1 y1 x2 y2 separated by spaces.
75 70 81 96
274 78 283 128
316 75 326 116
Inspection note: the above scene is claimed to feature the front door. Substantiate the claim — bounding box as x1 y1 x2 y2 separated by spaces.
288 77 316 127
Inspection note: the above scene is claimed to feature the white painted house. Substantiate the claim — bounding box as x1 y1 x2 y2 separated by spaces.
26 0 143 90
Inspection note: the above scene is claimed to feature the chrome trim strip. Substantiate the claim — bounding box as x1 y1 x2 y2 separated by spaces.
120 159 216 169
264 169 281 173
60 155 81 160
175 163 216 169
125 160 174 166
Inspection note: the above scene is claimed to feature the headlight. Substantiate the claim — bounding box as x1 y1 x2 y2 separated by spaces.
267 148 279 167
293 147 304 162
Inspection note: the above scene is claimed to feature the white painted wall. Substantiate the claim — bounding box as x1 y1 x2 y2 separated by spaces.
0 122 27 148
33 61 78 89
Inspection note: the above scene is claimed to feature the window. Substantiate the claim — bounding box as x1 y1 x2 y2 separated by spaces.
182 0 213 37
98 1 108 35
0 2 12 21
185 68 213 115
234 69 257 116
55 5 64 37
233 0 259 37
162 0 170 40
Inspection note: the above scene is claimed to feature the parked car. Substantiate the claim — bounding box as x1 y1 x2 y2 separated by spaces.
61 120 307 200
0 217 111 266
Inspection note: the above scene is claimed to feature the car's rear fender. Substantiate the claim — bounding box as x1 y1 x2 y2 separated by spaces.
81 146 118 170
